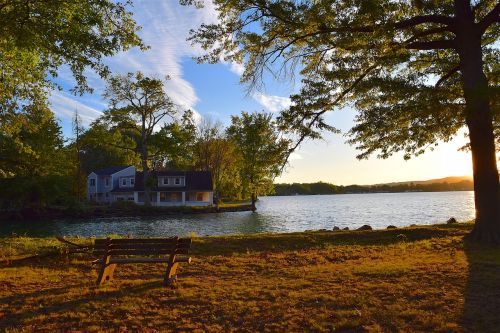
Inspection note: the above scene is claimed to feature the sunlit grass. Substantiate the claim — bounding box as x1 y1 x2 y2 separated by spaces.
1 222 500 332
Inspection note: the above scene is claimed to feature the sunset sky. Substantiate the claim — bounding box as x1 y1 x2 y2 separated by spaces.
50 1 473 185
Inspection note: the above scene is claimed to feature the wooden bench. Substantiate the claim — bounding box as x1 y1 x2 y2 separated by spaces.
93 237 192 286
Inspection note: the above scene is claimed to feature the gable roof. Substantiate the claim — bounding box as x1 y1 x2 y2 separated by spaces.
94 166 131 176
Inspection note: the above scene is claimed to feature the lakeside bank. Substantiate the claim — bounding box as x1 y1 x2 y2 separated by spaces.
0 202 253 222
1 222 500 332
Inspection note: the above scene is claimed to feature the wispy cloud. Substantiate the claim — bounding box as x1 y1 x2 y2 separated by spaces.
106 1 218 111
49 91 103 126
51 1 219 127
252 92 292 113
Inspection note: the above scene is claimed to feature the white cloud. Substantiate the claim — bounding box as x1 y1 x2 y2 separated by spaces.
288 152 303 161
105 0 220 112
52 1 220 125
49 91 103 126
252 92 292 113
227 60 245 76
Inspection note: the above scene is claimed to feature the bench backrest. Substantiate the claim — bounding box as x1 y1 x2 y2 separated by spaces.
94 237 192 257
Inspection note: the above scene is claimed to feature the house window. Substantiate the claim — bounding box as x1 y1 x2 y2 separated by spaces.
105 193 109 198
130 178 135 186
105 178 110 187
175 178 180 185
122 178 127 186
197 193 204 201
162 178 169 185
90 179 95 186
160 192 182 202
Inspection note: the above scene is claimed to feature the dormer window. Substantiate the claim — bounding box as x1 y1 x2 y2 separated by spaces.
175 178 180 185
162 178 169 185
90 179 95 186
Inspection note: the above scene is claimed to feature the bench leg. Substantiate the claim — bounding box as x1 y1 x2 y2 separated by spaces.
96 261 116 285
163 262 179 287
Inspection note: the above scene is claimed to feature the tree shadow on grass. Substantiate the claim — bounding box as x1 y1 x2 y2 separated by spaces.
193 226 467 256
462 241 500 332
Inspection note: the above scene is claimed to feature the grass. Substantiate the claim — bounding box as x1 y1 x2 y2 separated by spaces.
1 223 500 332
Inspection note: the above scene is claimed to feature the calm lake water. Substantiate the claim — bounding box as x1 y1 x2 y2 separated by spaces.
1 191 475 237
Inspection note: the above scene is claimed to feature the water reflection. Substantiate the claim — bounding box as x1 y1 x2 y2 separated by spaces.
0 191 475 237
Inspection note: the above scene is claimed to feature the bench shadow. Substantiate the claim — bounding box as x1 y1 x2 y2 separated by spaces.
462 241 500 332
0 281 161 329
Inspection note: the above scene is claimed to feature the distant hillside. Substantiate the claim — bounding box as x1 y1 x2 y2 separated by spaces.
273 176 474 196
375 176 473 187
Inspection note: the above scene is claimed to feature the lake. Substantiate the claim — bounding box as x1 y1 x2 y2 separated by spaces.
0 191 475 237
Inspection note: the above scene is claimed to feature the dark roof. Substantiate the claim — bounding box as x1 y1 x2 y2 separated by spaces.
130 171 213 192
93 166 131 176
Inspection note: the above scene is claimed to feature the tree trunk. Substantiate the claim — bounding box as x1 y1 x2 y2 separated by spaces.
215 190 220 211
251 193 257 212
457 16 500 243
141 116 151 207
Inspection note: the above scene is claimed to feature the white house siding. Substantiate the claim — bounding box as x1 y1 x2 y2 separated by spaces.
86 166 135 204
87 173 98 201
112 167 136 191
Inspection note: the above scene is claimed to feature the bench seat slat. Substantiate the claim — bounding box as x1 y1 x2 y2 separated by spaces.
93 256 191 264
95 238 191 245
94 248 190 256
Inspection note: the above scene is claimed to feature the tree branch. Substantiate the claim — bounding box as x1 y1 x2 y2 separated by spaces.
405 39 456 50
478 3 500 34
403 27 451 44
435 65 461 87
394 15 456 29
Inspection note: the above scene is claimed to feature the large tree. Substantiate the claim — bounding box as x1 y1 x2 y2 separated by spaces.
78 120 141 175
0 0 144 112
195 118 242 209
186 0 500 242
103 72 176 206
152 110 198 170
227 112 290 211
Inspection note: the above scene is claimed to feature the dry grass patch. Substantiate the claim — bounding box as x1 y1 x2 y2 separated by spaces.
1 223 500 332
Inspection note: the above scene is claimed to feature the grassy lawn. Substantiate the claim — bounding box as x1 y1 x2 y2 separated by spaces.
1 223 500 332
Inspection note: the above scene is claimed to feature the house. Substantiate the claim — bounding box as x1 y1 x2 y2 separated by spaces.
87 166 136 204
87 166 214 206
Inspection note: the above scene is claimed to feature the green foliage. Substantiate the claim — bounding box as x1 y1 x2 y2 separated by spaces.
195 118 243 201
0 106 66 178
78 120 140 175
273 180 474 196
152 110 198 170
0 0 144 112
227 112 290 202
185 0 499 158
0 102 78 209
102 72 177 171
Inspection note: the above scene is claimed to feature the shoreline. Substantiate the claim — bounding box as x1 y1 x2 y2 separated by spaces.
0 203 253 222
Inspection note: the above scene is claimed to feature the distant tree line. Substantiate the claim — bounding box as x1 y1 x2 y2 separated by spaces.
273 180 474 196
0 72 289 212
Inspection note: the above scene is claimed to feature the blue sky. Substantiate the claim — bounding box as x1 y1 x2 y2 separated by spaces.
50 0 473 185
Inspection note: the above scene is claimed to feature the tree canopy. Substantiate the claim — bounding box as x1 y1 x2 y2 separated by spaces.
0 0 144 113
227 112 290 210
186 0 500 242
